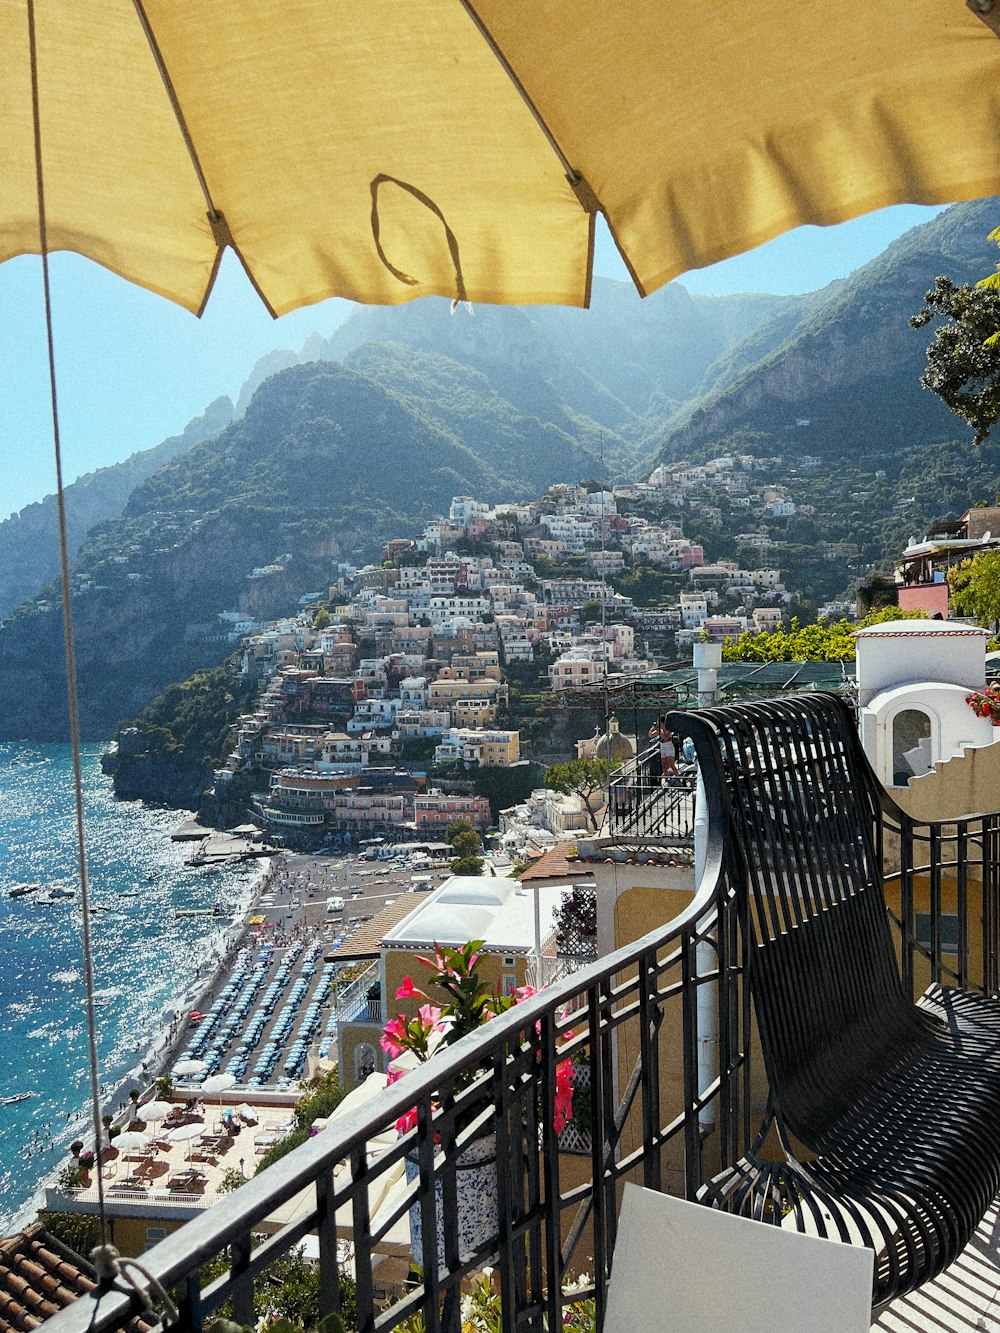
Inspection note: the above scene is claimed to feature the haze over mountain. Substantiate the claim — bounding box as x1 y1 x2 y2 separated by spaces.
0 398 233 621
0 197 997 739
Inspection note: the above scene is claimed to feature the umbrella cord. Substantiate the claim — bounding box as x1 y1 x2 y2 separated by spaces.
27 0 111 1256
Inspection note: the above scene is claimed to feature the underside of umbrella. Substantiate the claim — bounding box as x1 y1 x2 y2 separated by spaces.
4 3 1000 310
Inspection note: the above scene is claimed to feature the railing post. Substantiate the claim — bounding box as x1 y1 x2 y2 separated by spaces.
681 927 702 1198
899 815 915 1000
986 815 1000 997
638 949 660 1192
929 824 943 985
956 821 970 992
316 1166 339 1321
229 1232 254 1329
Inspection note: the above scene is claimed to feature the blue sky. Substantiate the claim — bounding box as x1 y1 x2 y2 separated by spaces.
0 203 945 520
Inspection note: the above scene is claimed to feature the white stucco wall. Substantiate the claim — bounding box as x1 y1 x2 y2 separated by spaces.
861 681 998 787
854 620 989 708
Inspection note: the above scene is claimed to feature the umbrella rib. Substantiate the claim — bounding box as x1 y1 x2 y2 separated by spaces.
130 0 219 224
129 1 278 316
458 0 595 209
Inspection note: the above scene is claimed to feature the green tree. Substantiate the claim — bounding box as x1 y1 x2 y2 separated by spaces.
444 817 484 875
911 228 1000 445
949 550 1000 632
579 599 603 625
37 1211 101 1258
721 607 923 663
444 817 475 843
312 607 331 631
544 758 615 830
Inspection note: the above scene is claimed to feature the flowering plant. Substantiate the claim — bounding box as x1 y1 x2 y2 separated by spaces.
966 684 1000 723
381 939 574 1136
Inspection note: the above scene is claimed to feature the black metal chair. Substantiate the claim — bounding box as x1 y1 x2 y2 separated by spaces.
675 692 1000 1309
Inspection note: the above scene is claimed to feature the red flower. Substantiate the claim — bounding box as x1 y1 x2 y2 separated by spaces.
395 1106 418 1135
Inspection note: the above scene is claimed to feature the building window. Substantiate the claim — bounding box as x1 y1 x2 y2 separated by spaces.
915 911 960 955
144 1226 167 1252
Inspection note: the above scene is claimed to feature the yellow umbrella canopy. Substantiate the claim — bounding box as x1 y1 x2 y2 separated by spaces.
3 0 1000 316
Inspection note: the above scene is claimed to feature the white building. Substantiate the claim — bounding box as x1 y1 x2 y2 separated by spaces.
856 620 999 787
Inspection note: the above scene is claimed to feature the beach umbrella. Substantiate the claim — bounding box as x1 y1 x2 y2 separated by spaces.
173 1058 208 1078
202 1072 237 1114
4 5 1000 319
115 1130 151 1152
137 1100 173 1123
167 1122 203 1159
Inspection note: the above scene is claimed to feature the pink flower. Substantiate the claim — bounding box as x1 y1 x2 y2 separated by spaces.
417 1002 444 1030
553 1058 574 1133
396 976 420 1000
380 1015 407 1057
395 1106 418 1135
386 1064 404 1085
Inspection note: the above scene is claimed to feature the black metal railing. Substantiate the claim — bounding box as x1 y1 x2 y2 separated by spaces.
881 801 1000 1002
607 743 696 843
43 735 1000 1333
44 751 748 1333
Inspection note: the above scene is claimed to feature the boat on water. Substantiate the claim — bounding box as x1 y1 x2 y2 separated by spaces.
8 882 43 898
35 885 76 905
1 1092 32 1105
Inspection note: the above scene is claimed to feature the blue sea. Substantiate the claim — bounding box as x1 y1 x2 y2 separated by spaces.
0 743 264 1230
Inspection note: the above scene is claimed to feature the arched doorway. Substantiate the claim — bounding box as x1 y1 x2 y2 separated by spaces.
891 708 932 785
354 1042 377 1084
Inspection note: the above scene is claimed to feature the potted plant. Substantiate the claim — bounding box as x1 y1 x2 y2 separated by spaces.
966 684 1000 724
381 941 574 1270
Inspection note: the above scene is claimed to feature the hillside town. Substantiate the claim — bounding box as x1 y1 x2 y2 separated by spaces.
201 463 818 848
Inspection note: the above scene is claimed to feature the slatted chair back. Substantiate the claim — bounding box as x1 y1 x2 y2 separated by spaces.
681 692 920 1149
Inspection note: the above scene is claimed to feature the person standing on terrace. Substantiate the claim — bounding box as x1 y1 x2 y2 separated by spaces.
648 715 678 780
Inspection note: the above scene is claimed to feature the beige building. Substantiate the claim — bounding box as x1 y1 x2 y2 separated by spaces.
336 877 565 1091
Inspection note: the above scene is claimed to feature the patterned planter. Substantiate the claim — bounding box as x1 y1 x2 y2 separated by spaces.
405 1132 498 1273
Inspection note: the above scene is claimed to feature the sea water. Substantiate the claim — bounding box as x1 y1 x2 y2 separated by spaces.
0 742 262 1230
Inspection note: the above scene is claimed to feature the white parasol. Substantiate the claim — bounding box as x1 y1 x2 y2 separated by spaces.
137 1100 174 1123
167 1122 204 1159
115 1130 151 1152
173 1059 208 1078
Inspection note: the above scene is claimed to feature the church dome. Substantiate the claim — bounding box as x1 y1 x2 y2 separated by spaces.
595 717 635 762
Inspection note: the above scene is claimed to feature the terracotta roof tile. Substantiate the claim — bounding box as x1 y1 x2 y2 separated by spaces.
518 844 593 884
0 1225 152 1333
325 896 425 961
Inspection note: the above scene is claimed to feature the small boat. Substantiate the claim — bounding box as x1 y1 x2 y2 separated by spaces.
8 883 42 898
1 1092 32 1105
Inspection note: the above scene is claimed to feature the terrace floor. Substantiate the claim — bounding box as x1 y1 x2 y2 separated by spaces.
874 1199 1000 1331
54 1099 300 1214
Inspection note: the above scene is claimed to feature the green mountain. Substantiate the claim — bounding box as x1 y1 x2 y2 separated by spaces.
651 198 1000 466
0 359 601 740
0 396 233 621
